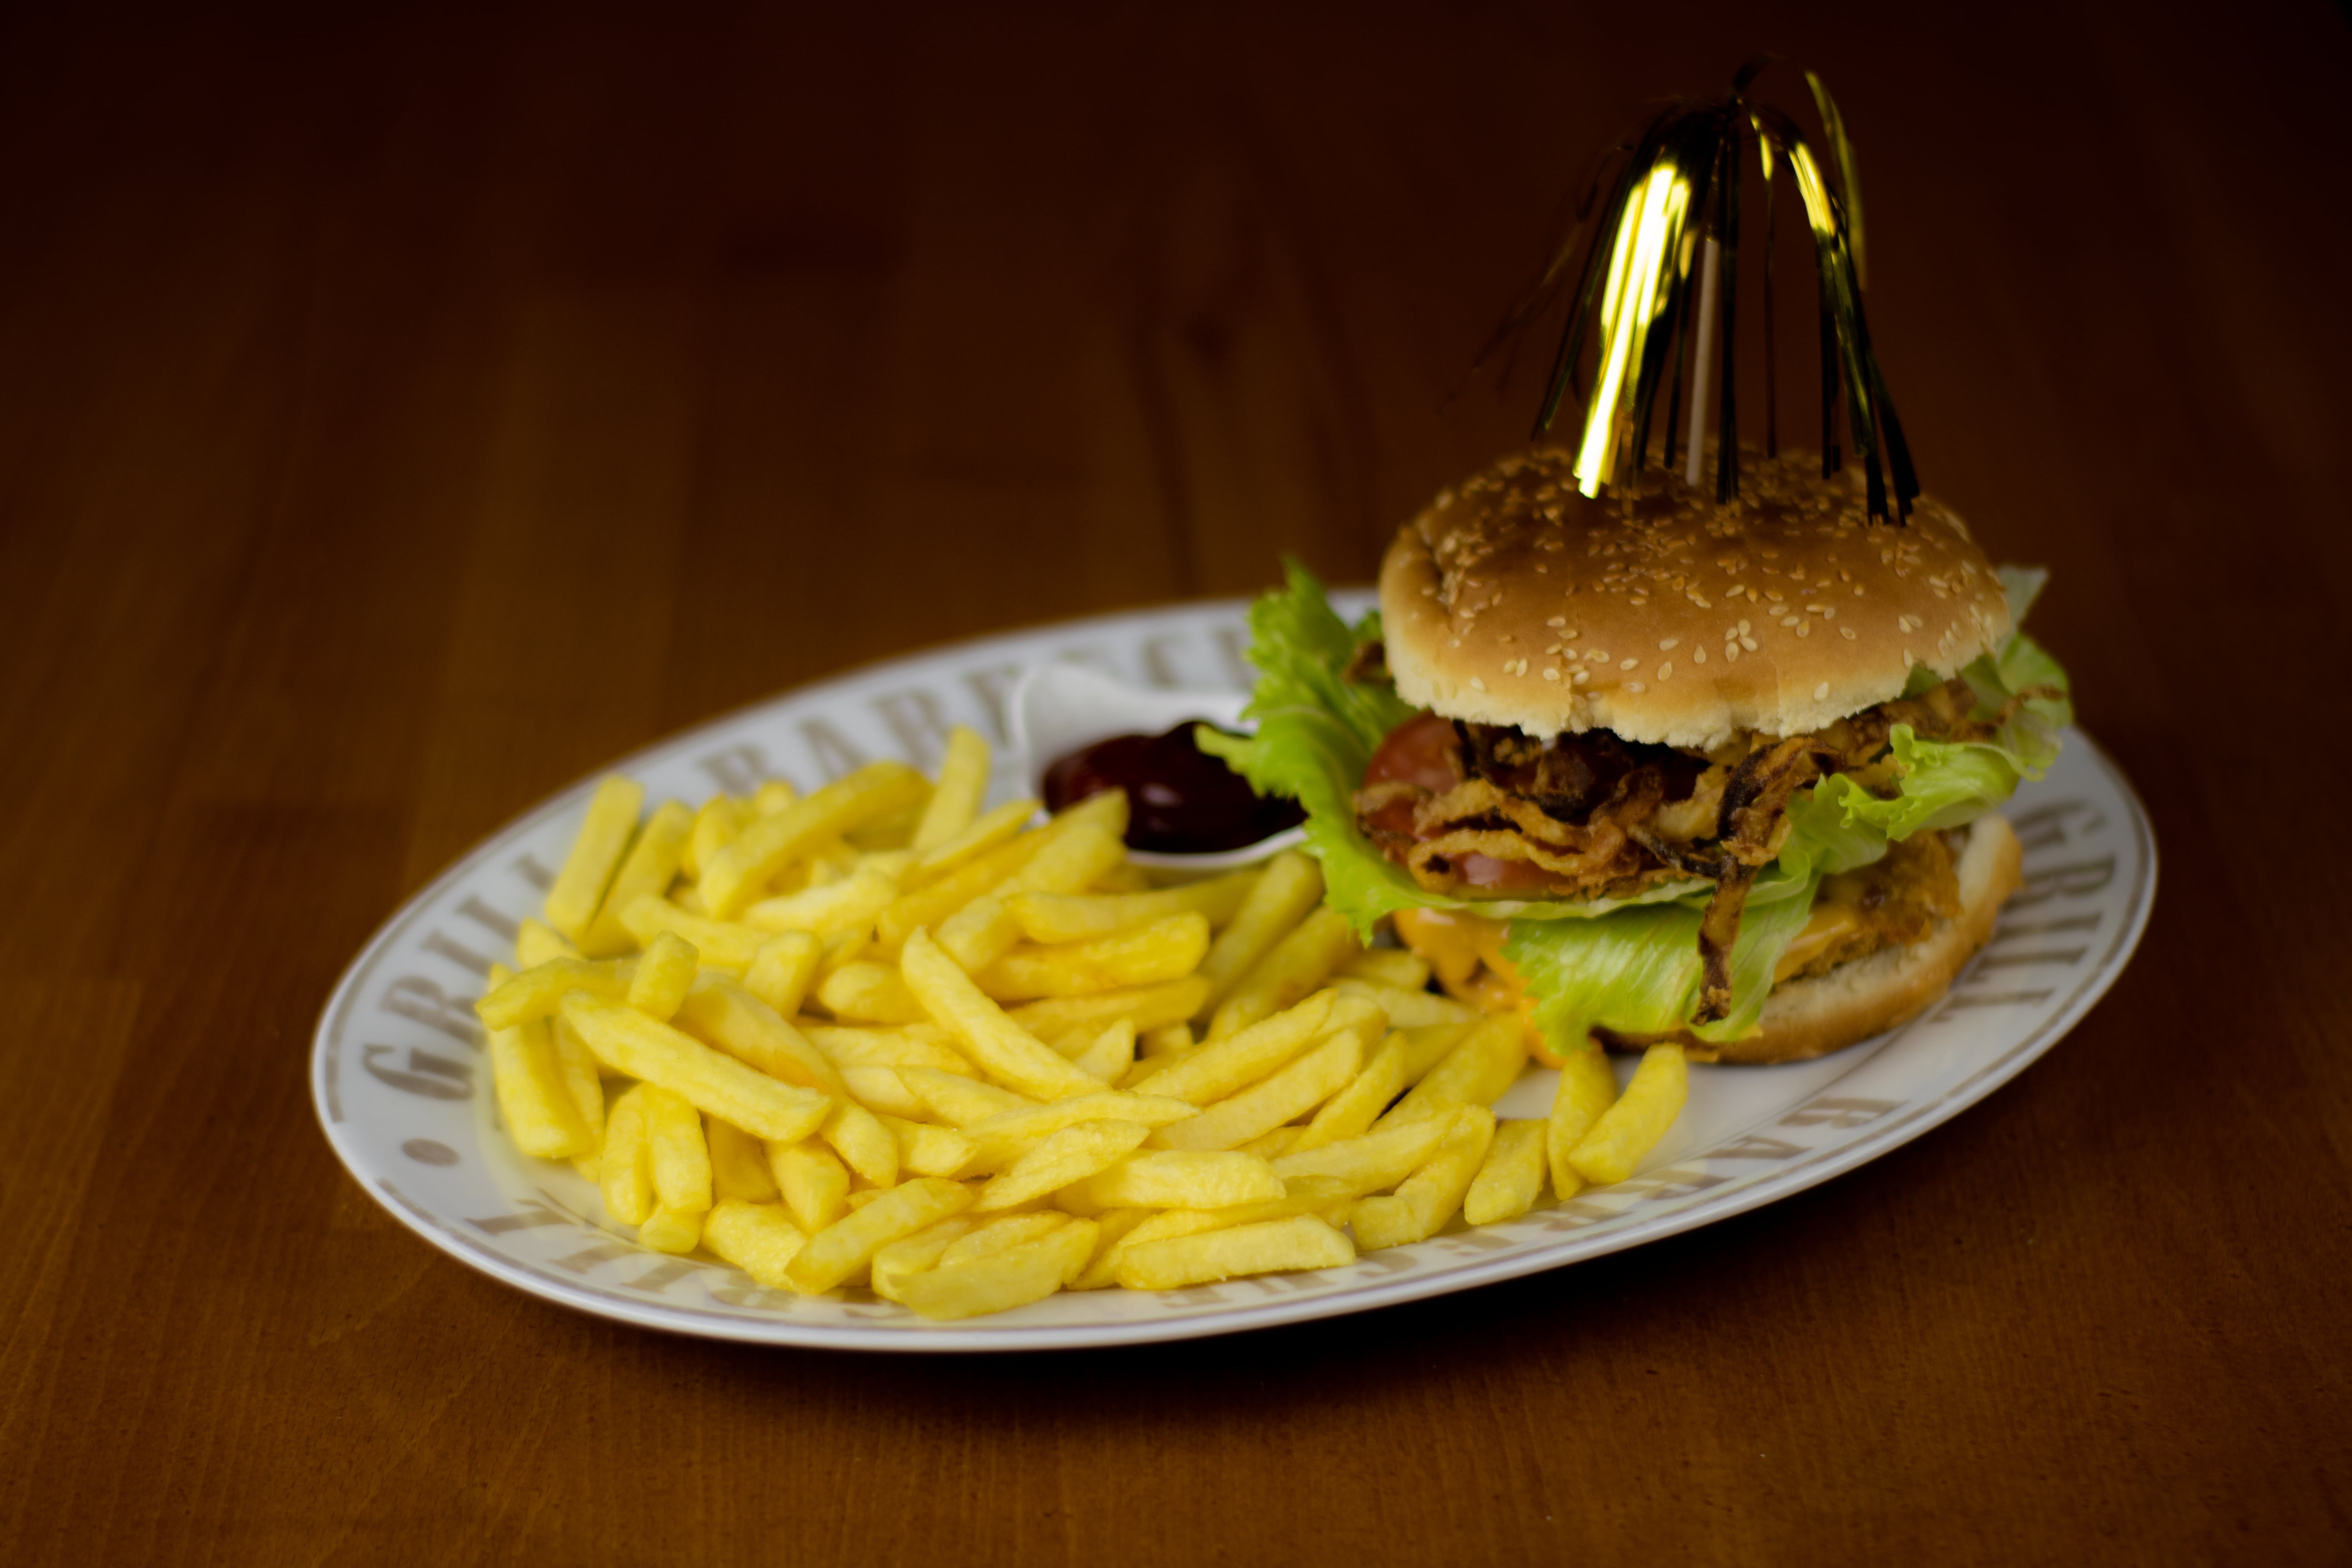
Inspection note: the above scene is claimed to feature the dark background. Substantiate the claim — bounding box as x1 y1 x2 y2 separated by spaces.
2 4 2347 1563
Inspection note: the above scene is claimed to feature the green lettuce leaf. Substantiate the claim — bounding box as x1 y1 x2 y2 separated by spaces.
1205 560 2071 1051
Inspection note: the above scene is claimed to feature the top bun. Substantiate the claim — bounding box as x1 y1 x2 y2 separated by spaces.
1380 446 2012 748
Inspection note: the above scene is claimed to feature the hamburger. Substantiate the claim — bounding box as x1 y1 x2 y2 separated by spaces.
1200 445 2071 1064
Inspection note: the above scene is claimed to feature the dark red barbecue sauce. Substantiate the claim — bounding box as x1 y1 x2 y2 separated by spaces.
1043 724 1305 854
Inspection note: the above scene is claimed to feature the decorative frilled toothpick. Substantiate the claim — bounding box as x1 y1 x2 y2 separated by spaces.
1474 56 1915 523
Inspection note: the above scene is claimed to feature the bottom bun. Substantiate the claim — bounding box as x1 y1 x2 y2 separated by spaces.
1605 815 2026 1067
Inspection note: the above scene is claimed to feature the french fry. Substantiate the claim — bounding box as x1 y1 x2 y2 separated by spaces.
1546 1038 1619 1200
1006 869 1258 945
960 1091 1198 1170
707 1115 780 1203
838 1067 929 1119
1464 1118 1548 1225
626 931 700 1022
1096 1174 1358 1283
909 725 991 853
1140 990 1335 1107
1291 1031 1408 1154
544 775 646 943
701 761 929 918
549 1014 608 1151
1399 1019 1478 1083
581 799 694 957
877 830 1053 950
514 917 579 969
1239 1126 1305 1161
768 1139 851 1234
1270 1116 1453 1198
1064 1209 1156 1290
599 1085 653 1225
905 797 1041 888
814 960 927 1025
485 962 594 1159
1075 1151 1285 1209
683 794 750 883
1007 977 1212 1042
1352 1105 1495 1250
560 992 833 1145
617 896 766 975
1115 1214 1354 1292
1070 1019 1136 1083
977 911 1210 1001
673 973 846 1094
1141 1022 1193 1058
744 867 900 941
1568 1043 1686 1186
743 930 823 1017
638 1084 713 1253
1089 862 1153 894
475 956 633 1031
869 1216 978 1302
754 779 800 815
1339 948 1432 992
900 1066 1037 1128
785 1176 976 1294
1383 1014 1527 1127
1191 850 1324 1015
900 928 1107 1102
976 1120 1152 1210
1152 1026 1365 1152
1331 977 1475 1029
701 1200 806 1290
1207 905 1360 1040
944 1212 1071 1265
936 823 1127 972
898 1217 1098 1320
802 1025 973 1077
822 1101 897 1188
875 1113 980 1179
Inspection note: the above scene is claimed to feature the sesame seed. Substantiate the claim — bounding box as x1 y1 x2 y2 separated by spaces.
1543 668 1560 681
1795 622 1810 638
1738 619 1752 634
1806 604 1828 613
1693 647 1707 664
1619 658 1639 670
1814 682 1830 701
1628 682 1647 693
1572 668 1589 685
1726 644 1740 662
1470 677 1486 691
1740 636 1758 651
1658 662 1673 679
1659 637 1679 650
1840 626 1856 640
1780 616 1800 628
1546 616 1566 627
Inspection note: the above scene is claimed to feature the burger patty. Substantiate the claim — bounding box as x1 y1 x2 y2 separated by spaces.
1354 667 2020 1020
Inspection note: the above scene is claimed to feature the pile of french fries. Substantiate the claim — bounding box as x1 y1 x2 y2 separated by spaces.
475 727 1689 1321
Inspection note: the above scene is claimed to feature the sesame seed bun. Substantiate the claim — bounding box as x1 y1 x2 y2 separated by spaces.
1601 814 2025 1064
1381 446 2013 749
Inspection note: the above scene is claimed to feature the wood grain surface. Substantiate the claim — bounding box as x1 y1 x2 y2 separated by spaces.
2 4 2347 1563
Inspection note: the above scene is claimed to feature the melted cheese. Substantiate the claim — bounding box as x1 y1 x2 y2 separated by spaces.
1771 901 1864 982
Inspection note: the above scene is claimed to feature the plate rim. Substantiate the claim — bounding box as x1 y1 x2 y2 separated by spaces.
311 597 2156 1352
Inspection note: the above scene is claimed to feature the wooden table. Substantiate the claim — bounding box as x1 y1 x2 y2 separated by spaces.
4 5 2346 1562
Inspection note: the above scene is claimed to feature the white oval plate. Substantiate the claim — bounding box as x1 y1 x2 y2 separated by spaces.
311 594 2156 1352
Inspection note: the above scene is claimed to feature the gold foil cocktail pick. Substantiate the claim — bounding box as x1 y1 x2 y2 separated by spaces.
1480 56 1915 523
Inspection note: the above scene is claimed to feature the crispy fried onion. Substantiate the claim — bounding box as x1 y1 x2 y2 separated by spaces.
1395 771 1661 890
1688 736 1831 1021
